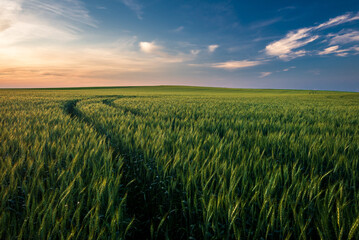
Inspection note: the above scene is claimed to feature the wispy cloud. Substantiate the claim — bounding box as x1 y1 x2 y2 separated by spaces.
318 45 340 55
211 60 262 70
190 49 200 55
172 26 184 32
282 66 296 71
259 66 296 78
0 0 197 86
265 12 359 60
253 36 281 42
120 0 143 20
139 41 161 53
329 30 359 45
208 44 219 53
0 0 96 47
0 36 198 87
265 28 318 60
189 60 263 70
318 45 359 57
0 1 21 32
250 17 281 29
24 0 96 27
259 72 272 78
314 13 359 30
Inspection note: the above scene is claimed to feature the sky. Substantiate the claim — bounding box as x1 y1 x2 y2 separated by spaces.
0 0 359 91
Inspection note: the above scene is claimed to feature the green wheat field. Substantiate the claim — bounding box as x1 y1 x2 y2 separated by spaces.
1 86 359 240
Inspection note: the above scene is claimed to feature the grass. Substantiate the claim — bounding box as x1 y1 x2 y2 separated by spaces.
0 86 358 239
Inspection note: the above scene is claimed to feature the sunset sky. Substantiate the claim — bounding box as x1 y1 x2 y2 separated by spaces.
1 0 359 91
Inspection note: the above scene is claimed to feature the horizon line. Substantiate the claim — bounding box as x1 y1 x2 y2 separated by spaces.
0 85 357 93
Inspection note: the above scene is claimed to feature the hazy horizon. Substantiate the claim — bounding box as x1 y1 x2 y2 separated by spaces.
1 0 359 91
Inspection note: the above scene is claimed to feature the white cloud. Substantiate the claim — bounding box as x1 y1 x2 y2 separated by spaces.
318 45 339 55
208 44 219 53
0 0 21 31
0 36 199 86
0 1 200 86
283 66 296 71
317 45 359 57
173 26 184 32
191 49 200 55
24 0 96 27
265 28 318 60
285 50 307 60
139 41 160 53
329 30 359 45
211 60 262 70
188 60 263 70
120 0 143 20
0 0 95 47
315 13 359 30
138 41 196 63
265 12 359 60
259 72 272 78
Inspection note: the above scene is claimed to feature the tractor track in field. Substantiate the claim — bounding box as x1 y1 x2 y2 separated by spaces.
63 97 189 240
64 99 116 147
102 98 145 117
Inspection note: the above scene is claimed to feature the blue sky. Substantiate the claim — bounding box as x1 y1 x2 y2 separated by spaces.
0 0 358 91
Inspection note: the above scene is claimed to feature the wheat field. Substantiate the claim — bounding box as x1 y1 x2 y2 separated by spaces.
1 86 358 239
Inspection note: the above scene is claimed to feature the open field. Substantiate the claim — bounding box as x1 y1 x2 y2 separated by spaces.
1 86 359 239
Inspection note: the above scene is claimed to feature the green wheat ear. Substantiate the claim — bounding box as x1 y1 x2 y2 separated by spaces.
349 215 359 240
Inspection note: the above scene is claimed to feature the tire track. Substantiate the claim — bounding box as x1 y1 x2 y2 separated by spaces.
102 98 145 117
63 97 189 239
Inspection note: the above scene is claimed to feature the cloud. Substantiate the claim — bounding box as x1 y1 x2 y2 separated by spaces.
318 45 339 55
0 0 96 46
314 13 359 30
0 1 200 87
258 67 296 78
250 17 281 29
0 36 198 87
265 12 359 60
0 1 21 31
253 35 281 42
138 41 197 63
120 0 143 19
188 60 263 70
208 44 219 53
211 60 262 70
329 30 359 45
259 72 272 78
172 26 184 32
191 49 200 55
24 0 96 27
96 6 107 10
317 45 359 56
139 41 161 53
265 28 318 60
283 66 296 71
